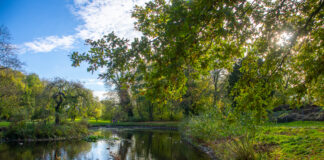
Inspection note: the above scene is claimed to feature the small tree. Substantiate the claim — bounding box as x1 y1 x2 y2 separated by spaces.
45 78 91 125
0 25 22 70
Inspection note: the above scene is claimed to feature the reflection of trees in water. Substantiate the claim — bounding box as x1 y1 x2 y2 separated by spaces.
115 131 132 160
113 130 208 160
92 128 113 138
0 140 91 160
114 130 181 160
0 129 209 160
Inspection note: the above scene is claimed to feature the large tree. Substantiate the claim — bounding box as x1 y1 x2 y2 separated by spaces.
45 78 92 125
71 33 141 120
72 0 323 122
132 0 324 120
0 69 25 120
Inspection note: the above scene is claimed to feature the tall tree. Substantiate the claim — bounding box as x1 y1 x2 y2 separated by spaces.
45 78 91 125
133 0 324 121
0 69 25 120
71 33 138 120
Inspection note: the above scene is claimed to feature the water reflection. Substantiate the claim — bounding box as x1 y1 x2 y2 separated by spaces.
0 128 210 160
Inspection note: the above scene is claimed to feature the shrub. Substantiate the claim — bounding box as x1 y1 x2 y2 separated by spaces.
183 107 258 141
183 107 261 160
82 135 104 142
3 122 88 140
226 136 257 160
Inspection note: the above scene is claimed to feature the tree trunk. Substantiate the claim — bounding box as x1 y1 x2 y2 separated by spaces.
55 105 60 125
117 86 133 119
212 70 220 108
54 96 63 125
149 102 154 121
71 116 75 122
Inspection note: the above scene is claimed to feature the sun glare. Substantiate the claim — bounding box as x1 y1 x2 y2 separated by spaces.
277 32 293 46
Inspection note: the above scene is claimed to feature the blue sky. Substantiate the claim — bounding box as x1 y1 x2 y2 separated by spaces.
0 0 149 99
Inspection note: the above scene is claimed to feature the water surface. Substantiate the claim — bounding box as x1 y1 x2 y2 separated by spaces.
0 128 210 160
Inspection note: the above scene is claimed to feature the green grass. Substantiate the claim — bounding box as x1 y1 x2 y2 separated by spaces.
266 121 324 127
76 119 179 127
87 119 111 126
3 122 89 139
0 121 10 127
256 124 324 159
185 120 324 160
1 120 322 128
0 120 180 128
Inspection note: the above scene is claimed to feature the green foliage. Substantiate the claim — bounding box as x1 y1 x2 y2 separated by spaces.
3 121 88 140
70 0 323 124
71 33 136 120
86 119 110 127
101 99 128 121
0 69 100 124
0 121 10 127
183 107 257 141
0 69 26 120
2 1 323 158
0 69 46 121
185 114 324 160
82 135 104 142
225 136 258 160
44 78 97 124
108 121 179 128
86 99 103 121
267 121 324 127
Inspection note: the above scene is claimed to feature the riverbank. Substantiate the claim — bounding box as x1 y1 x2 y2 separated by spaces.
182 134 218 160
186 121 324 160
0 122 89 143
104 121 179 128
0 121 180 142
1 120 179 128
2 120 322 159
89 121 179 131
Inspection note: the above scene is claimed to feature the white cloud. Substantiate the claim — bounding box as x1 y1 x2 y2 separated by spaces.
93 90 118 101
73 0 89 6
93 91 107 100
81 78 105 86
24 35 75 53
98 67 106 73
21 0 149 53
72 0 149 40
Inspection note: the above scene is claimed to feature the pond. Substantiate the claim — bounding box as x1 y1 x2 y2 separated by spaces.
0 128 210 160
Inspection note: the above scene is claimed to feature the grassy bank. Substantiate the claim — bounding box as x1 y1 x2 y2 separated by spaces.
2 122 88 140
266 121 324 127
83 119 111 127
107 121 180 128
0 122 10 127
0 120 111 128
0 120 180 128
255 122 324 159
2 122 89 140
79 119 179 128
186 120 324 160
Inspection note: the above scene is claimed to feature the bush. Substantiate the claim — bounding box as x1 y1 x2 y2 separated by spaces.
183 107 261 160
3 121 88 140
82 135 104 142
226 136 257 160
183 107 258 141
